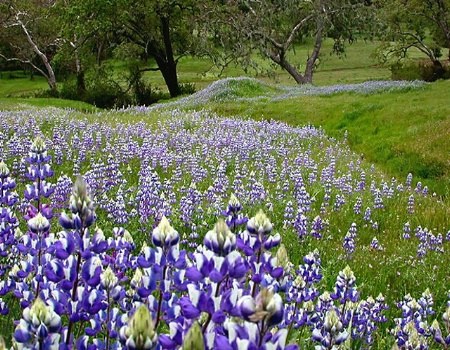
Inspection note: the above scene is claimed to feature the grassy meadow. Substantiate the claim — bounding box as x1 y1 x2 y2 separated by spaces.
0 39 450 349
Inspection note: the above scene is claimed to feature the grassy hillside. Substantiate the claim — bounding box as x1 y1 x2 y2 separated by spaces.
203 79 450 196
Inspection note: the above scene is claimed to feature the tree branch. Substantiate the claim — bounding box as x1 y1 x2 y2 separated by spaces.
284 14 314 51
0 53 50 79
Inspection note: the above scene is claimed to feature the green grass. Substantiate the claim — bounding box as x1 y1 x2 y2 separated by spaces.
0 71 48 97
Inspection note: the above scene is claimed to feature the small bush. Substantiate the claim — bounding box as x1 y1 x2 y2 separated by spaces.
179 82 196 95
127 65 166 106
391 59 450 82
60 65 133 109
34 88 60 98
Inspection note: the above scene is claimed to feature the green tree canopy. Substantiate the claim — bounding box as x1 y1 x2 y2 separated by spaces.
201 0 377 84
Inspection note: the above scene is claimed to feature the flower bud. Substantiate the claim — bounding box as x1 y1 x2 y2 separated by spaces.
131 268 143 289
30 136 46 154
204 219 236 256
24 297 61 335
69 176 95 227
228 193 242 212
101 266 118 290
323 309 343 333
238 288 284 326
276 244 290 271
28 136 48 163
120 305 157 350
182 322 204 350
27 212 50 233
443 306 450 325
123 230 134 244
247 210 273 236
0 161 10 178
152 216 179 248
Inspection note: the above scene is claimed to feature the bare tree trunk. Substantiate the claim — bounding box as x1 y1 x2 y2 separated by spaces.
19 18 57 91
71 39 86 95
304 0 325 84
269 52 309 84
159 16 181 97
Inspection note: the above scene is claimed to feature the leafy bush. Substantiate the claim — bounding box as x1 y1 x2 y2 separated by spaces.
59 66 129 108
179 82 197 95
390 59 450 82
126 65 167 106
60 65 170 108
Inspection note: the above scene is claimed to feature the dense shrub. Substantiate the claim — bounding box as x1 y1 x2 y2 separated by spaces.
179 82 197 95
59 65 131 108
391 59 450 82
59 65 174 108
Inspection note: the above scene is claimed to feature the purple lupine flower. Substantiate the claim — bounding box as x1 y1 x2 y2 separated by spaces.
370 237 383 251
311 306 349 350
23 137 55 221
430 318 450 348
283 200 294 228
310 215 325 239
60 176 96 230
406 172 413 188
296 185 311 212
151 216 179 250
408 194 415 214
415 181 423 194
373 189 384 209
294 210 308 241
333 194 345 211
223 193 248 231
352 293 388 348
331 266 359 307
403 222 411 239
204 219 236 257
343 226 357 258
353 197 362 215
392 292 433 348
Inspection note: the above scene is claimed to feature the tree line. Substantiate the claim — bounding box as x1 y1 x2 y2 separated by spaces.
0 0 449 105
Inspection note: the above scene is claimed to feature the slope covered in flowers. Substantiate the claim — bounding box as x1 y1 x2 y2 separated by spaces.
123 77 425 112
0 92 449 349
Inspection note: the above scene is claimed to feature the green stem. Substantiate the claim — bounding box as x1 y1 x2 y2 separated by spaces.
202 279 222 333
257 319 268 348
65 250 83 344
154 264 168 331
251 244 263 297
105 290 111 350
286 302 299 342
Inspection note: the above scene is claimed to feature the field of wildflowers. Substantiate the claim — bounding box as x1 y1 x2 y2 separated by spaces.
0 79 449 349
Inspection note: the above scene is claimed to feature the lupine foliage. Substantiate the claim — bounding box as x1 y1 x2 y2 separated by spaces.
0 88 449 349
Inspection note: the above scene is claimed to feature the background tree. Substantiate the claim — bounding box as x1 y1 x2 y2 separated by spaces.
376 0 450 73
115 0 200 97
52 0 122 95
0 0 59 92
201 0 376 84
